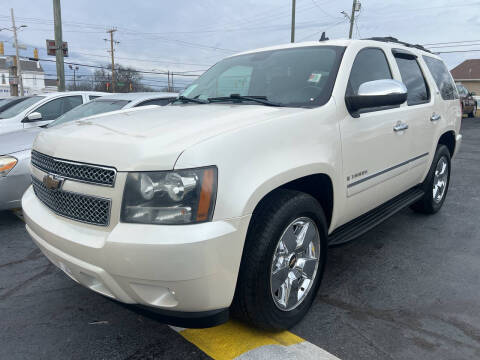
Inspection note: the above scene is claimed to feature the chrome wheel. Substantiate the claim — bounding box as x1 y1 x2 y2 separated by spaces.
270 217 321 311
433 155 449 203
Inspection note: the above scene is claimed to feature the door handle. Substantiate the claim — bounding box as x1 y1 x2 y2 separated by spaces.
430 113 441 122
393 122 409 132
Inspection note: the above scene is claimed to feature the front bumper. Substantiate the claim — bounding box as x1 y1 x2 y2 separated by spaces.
22 186 250 324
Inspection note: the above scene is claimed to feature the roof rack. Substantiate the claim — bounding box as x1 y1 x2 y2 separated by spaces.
363 37 432 54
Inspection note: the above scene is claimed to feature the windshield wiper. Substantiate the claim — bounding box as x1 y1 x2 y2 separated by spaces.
176 95 209 104
208 94 282 107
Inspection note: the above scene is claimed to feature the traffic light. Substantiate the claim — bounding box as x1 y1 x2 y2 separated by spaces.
0 42 4 56
33 48 39 60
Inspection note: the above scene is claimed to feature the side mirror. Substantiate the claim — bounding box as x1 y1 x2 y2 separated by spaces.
346 79 408 114
470 92 476 96
22 112 43 123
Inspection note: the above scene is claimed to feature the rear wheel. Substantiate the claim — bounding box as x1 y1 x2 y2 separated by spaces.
411 145 451 214
232 189 328 330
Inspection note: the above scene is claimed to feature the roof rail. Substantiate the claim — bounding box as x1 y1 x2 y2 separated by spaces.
363 37 432 54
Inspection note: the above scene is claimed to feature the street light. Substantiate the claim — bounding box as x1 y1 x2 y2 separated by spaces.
69 64 79 90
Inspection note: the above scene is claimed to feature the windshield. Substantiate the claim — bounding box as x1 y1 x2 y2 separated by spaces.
0 96 44 119
179 46 345 108
48 99 130 127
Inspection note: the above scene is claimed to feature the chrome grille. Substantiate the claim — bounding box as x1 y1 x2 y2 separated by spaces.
31 150 116 186
32 177 111 226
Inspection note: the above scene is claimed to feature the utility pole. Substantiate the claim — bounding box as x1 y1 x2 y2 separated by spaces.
106 28 118 92
11 9 24 96
348 0 357 39
53 0 65 91
290 0 296 43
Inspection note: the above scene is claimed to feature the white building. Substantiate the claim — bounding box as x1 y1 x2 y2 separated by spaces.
0 57 48 97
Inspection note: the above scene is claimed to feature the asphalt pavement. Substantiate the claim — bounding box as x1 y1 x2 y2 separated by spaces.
1 117 479 360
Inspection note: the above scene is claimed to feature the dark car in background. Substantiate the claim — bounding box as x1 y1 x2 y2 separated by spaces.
456 83 477 117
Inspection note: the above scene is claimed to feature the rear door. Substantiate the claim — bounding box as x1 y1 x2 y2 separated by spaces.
390 50 436 183
340 46 417 222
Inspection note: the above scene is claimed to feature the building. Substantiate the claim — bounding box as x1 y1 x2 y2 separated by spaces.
43 78 58 93
451 59 480 94
0 56 46 97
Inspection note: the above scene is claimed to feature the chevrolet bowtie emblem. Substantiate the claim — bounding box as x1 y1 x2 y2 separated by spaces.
43 174 64 190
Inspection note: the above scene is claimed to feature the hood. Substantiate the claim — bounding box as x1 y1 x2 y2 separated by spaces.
0 127 41 155
33 104 305 171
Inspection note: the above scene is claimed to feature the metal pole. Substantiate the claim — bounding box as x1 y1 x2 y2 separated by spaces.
11 8 24 96
291 0 296 43
53 0 65 91
107 29 117 93
348 0 356 39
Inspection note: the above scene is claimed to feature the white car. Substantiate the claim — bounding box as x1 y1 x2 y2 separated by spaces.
0 91 106 135
22 37 461 330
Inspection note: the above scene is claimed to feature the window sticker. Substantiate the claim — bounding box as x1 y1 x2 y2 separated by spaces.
308 73 322 83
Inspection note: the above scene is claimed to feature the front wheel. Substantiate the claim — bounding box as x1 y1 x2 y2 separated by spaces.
411 145 451 214
232 189 328 331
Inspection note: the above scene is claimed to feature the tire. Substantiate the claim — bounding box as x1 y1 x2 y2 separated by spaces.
232 189 328 331
411 145 451 214
468 103 476 118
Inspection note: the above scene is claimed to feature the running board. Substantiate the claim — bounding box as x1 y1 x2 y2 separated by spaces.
328 187 425 246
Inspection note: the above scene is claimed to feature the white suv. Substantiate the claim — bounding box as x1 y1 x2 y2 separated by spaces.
22 38 462 330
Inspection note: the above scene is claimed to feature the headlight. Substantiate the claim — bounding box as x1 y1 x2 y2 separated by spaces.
121 167 217 225
0 156 17 177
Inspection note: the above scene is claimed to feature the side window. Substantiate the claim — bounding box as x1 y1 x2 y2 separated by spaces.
422 56 457 100
89 95 101 100
394 55 430 106
62 96 83 113
347 48 392 96
35 96 83 120
135 98 175 107
35 98 65 120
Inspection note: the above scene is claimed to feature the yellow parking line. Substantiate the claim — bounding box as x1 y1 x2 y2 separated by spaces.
174 320 302 360
172 320 340 360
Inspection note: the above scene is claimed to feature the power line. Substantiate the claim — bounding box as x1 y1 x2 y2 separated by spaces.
435 49 480 54
309 0 341 19
427 43 480 49
34 57 202 77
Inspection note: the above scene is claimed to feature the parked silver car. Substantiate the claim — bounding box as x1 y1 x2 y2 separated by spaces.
0 128 41 210
0 92 178 210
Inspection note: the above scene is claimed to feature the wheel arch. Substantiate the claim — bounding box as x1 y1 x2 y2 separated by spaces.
438 130 456 157
248 171 335 230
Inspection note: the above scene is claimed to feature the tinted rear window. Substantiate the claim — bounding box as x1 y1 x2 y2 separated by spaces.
423 56 458 100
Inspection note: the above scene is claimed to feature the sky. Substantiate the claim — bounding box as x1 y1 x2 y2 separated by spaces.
0 0 478 90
